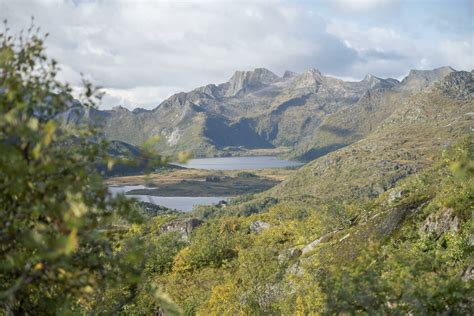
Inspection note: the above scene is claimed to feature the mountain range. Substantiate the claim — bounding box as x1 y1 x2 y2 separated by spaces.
62 66 466 161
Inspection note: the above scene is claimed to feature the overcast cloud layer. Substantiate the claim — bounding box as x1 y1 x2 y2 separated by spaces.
1 0 473 109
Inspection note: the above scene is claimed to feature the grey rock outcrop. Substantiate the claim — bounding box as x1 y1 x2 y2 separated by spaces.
388 188 407 205
419 208 460 236
301 231 336 255
249 220 270 234
160 218 203 240
437 71 473 101
462 264 474 281
223 68 279 97
400 66 455 92
278 247 302 264
362 74 400 89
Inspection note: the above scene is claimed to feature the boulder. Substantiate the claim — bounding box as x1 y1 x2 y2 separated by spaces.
287 261 304 276
301 231 335 255
462 264 474 281
419 208 460 236
205 176 222 182
278 247 302 264
217 200 228 208
160 218 203 240
249 220 270 233
388 188 406 205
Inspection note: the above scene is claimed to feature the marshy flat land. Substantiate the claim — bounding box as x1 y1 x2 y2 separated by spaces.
106 168 297 197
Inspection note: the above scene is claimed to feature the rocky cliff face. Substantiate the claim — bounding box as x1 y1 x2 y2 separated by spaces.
400 66 455 92
222 68 279 97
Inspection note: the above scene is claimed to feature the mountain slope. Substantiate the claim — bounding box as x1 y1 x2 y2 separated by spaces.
292 66 457 161
270 71 473 201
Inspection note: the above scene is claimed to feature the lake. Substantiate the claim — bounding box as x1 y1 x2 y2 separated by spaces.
109 185 227 212
109 156 301 211
171 155 303 170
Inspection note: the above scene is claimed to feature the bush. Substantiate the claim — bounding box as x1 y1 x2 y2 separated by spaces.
0 24 178 314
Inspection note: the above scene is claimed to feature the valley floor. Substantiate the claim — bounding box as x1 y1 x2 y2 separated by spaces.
105 168 296 197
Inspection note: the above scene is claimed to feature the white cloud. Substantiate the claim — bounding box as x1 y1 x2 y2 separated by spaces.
0 0 471 109
437 40 474 71
100 86 182 110
330 0 396 13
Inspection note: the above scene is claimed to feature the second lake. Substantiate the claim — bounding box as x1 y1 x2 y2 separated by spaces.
108 185 227 212
109 156 303 212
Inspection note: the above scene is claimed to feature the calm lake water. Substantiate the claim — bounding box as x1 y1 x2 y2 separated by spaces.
171 155 303 170
108 185 227 212
109 156 300 211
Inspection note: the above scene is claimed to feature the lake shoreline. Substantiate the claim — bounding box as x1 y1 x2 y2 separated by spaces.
106 156 302 211
125 175 279 197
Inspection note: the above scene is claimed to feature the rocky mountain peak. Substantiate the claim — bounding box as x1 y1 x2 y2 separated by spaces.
363 73 378 81
156 92 190 110
405 66 454 79
194 84 219 98
362 73 381 85
227 67 278 84
401 66 456 92
362 74 400 89
132 107 148 114
283 70 297 79
224 67 279 97
290 68 325 88
253 67 279 80
436 70 473 101
111 105 130 112
307 68 323 76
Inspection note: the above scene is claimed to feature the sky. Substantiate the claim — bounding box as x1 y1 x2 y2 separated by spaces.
1 0 473 110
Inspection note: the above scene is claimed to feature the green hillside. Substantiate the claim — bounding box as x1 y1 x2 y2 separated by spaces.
108 71 473 314
118 137 472 314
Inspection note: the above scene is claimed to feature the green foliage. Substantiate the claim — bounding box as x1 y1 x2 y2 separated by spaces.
0 24 179 314
236 171 257 178
321 224 472 314
193 195 279 219
174 219 241 272
147 232 187 275
150 140 473 314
